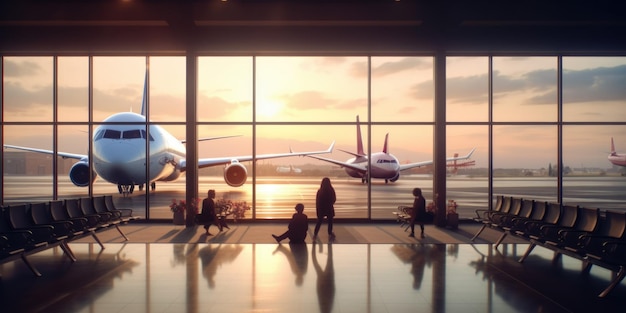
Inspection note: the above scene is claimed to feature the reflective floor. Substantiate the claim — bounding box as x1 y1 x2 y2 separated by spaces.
1 241 625 313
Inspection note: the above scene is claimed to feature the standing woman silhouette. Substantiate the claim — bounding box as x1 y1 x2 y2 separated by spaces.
314 177 336 240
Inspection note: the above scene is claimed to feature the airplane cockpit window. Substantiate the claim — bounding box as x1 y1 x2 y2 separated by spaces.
94 129 104 141
377 159 398 164
103 129 121 139
123 129 142 139
141 130 155 141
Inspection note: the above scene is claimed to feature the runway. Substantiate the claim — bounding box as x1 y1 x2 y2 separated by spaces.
3 175 626 220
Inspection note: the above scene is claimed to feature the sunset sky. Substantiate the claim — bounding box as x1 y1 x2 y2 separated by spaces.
2 55 626 169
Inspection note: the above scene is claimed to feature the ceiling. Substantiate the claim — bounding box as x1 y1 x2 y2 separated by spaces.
1 0 625 55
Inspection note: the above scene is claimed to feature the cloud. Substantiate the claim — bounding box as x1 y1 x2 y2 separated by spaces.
3 59 43 77
279 90 338 110
372 57 431 77
563 65 626 103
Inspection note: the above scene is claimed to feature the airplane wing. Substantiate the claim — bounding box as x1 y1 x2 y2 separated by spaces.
191 141 335 169
398 147 476 171
3 144 87 160
307 155 368 174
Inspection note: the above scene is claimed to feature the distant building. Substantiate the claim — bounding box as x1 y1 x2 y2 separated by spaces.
3 151 74 175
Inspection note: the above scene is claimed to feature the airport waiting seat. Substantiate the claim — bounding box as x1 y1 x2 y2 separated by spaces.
66 198 105 230
81 197 114 224
84 196 129 241
30 202 76 239
50 200 105 250
577 210 626 261
493 198 535 248
546 206 600 249
471 196 512 241
7 203 76 262
473 195 504 224
104 195 140 222
0 206 44 276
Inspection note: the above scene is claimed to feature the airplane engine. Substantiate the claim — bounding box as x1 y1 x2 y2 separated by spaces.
390 172 400 182
69 161 97 187
224 162 248 187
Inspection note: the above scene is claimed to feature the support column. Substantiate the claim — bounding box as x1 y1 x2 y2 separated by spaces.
433 51 447 227
185 52 198 227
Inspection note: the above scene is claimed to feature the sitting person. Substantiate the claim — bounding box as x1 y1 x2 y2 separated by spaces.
272 203 308 244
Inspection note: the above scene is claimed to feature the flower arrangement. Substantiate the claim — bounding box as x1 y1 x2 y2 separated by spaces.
215 199 251 222
426 201 437 213
447 200 458 215
170 198 200 214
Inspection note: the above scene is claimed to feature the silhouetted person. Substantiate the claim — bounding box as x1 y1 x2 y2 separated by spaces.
199 189 218 235
314 177 336 240
409 187 426 238
273 203 308 243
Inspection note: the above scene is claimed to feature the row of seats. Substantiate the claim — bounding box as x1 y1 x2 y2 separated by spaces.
0 195 140 277
472 195 626 298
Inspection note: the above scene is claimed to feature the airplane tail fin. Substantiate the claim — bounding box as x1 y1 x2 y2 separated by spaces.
382 133 389 154
611 137 617 155
140 70 147 116
356 115 365 155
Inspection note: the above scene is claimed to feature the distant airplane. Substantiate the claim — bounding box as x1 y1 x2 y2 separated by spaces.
276 165 302 174
3 77 334 194
448 152 476 175
308 115 475 183
608 137 626 167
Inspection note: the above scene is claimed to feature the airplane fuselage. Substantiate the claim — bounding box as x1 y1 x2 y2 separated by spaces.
93 112 186 186
609 153 626 167
345 153 400 180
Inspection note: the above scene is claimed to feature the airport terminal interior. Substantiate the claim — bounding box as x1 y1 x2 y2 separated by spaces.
2 1 626 312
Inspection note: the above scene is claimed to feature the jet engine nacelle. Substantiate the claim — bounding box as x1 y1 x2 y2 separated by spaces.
224 162 248 187
69 161 97 187
390 172 400 182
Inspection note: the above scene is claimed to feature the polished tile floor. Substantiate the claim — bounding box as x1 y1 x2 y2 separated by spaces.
1 224 625 312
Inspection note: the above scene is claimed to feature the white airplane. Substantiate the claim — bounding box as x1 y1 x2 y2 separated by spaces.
608 137 626 167
308 115 475 184
3 80 334 194
276 165 302 174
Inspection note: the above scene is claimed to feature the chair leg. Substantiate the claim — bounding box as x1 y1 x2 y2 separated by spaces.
471 224 487 241
598 266 625 298
21 254 42 277
60 241 77 262
494 232 508 249
90 231 105 250
114 224 129 241
518 242 536 263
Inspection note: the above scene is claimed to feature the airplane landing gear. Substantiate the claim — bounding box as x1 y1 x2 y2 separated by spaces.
151 182 156 190
118 184 135 197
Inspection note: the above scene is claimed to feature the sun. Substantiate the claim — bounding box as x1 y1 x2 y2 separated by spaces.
257 100 283 119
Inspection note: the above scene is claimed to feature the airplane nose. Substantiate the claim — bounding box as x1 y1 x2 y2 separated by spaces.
93 141 146 184
97 141 145 163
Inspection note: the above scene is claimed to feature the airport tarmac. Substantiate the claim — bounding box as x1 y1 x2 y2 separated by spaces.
3 175 626 220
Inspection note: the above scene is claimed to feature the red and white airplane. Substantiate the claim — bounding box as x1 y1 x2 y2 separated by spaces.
3 78 334 194
308 115 475 183
608 137 626 167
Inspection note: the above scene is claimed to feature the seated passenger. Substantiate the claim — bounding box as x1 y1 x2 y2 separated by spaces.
272 203 309 244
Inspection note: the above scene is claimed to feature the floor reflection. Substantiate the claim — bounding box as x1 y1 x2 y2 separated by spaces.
1 243 625 313
312 242 335 313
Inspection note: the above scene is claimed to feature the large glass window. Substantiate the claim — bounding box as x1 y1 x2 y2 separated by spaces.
3 54 626 220
371 56 434 122
563 57 626 122
256 56 367 122
198 57 253 122
493 57 558 122
493 125 558 203
58 57 88 122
